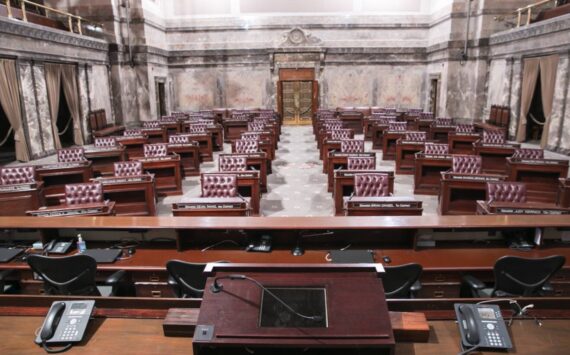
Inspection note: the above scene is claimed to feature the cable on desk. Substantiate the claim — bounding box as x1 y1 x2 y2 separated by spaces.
457 345 479 355
201 239 239 252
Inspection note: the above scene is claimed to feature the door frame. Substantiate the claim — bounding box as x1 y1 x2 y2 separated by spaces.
277 68 318 122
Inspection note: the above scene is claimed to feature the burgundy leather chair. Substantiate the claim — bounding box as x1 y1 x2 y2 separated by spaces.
340 139 365 153
323 122 343 131
57 148 85 163
482 130 505 144
64 182 103 205
144 143 168 158
248 122 265 132
330 129 354 140
235 140 259 154
94 137 118 148
219 156 247 172
241 132 262 141
114 161 143 177
455 124 475 133
424 143 449 155
452 155 482 174
169 135 191 144
353 173 390 197
420 112 434 120
405 131 426 142
187 124 208 134
347 157 375 170
0 166 36 185
143 121 160 128
435 117 453 126
124 129 143 136
486 182 527 203
388 122 407 132
201 174 238 198
231 113 249 120
512 148 544 160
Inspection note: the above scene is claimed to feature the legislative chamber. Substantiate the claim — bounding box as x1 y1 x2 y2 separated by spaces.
1 0 570 354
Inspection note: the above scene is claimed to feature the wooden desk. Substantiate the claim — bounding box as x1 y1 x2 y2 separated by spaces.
222 119 249 142
94 175 157 216
333 170 395 216
137 156 183 196
320 140 341 168
26 201 115 217
476 201 570 215
232 139 275 162
448 132 480 154
207 125 224 151
207 171 261 216
559 178 570 207
184 133 213 162
371 124 389 149
159 121 181 138
326 152 376 192
382 131 406 160
414 118 434 134
507 158 569 204
339 112 363 134
439 172 506 215
167 143 201 177
396 140 426 174
345 196 423 216
172 199 248 217
428 125 455 143
35 162 93 205
473 142 520 174
84 146 127 177
0 182 45 216
141 127 167 143
115 136 148 159
219 153 268 193
413 153 453 195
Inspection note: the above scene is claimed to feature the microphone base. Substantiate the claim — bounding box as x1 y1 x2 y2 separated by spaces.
291 246 304 256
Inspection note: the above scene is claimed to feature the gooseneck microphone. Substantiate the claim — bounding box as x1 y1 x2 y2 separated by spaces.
210 274 323 322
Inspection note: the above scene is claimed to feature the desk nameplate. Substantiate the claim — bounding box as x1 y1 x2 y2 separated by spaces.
511 159 569 166
0 183 37 192
38 162 90 170
446 174 503 182
85 147 123 153
139 156 179 163
347 202 422 209
493 207 570 215
29 207 107 217
330 152 375 158
453 133 480 137
478 143 518 148
174 202 246 210
168 143 199 148
417 154 452 160
335 170 393 178
398 140 426 145
117 135 147 140
96 175 153 185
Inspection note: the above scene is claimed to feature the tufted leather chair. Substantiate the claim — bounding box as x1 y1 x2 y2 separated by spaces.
169 135 191 144
144 143 168 158
452 155 482 174
94 137 117 148
124 129 142 136
64 183 103 205
187 124 208 134
231 113 249 120
235 140 259 154
323 122 342 131
388 122 407 132
241 132 262 141
201 174 238 198
340 139 365 153
347 157 375 170
512 148 544 160
114 161 143 177
455 124 475 133
424 143 449 155
330 129 354 140
258 111 274 119
482 130 505 144
435 117 453 126
0 166 36 185
219 156 247 172
143 121 160 128
57 148 85 163
405 131 426 142
353 173 390 197
248 122 265 131
420 112 434 120
487 182 527 203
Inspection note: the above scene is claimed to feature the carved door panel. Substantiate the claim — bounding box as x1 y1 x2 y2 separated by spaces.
282 81 313 125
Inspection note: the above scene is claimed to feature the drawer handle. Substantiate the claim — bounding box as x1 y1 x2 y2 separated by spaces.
38 289 45 295
433 290 444 298
151 290 162 298
149 276 160 282
434 275 445 282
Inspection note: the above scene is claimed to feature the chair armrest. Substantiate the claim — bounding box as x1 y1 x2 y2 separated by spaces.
462 275 485 290
410 280 422 293
168 275 178 287
541 282 554 294
105 270 127 286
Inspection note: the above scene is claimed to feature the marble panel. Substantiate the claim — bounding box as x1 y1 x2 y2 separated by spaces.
18 62 42 157
487 59 509 107
32 64 55 152
172 69 217 110
547 55 569 148
90 65 113 124
508 60 522 138
77 65 91 143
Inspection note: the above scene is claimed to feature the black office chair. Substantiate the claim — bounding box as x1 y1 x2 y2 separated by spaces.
383 263 423 298
166 260 230 298
27 254 127 296
462 255 565 298
0 269 18 294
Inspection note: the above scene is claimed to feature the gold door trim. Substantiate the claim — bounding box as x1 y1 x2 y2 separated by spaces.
282 81 313 125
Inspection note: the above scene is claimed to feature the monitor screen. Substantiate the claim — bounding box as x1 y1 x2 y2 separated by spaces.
259 287 327 328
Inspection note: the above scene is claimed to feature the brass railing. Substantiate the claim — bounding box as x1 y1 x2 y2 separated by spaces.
3 0 102 35
515 0 560 27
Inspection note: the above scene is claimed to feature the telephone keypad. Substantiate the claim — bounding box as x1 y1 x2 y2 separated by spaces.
486 331 503 347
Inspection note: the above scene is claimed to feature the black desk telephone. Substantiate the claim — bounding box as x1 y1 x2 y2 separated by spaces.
455 303 512 353
246 235 272 252
45 239 73 255
35 300 95 353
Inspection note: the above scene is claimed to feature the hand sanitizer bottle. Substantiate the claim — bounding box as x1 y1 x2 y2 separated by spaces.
77 234 86 253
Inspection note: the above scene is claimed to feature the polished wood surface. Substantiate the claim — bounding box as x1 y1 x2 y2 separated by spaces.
473 142 520 174
507 158 569 204
413 154 452 195
35 162 93 205
395 140 426 174
116 136 148 159
167 143 201 177
26 201 116 217
333 170 395 215
448 132 480 154
183 133 213 162
439 172 506 215
219 153 268 193
382 131 406 160
94 175 157 216
476 201 570 215
559 178 570 208
84 147 127 177
326 152 376 192
137 156 182 196
0 183 44 216
427 125 455 143
222 119 248 142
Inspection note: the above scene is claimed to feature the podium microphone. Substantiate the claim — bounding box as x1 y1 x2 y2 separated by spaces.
210 274 323 322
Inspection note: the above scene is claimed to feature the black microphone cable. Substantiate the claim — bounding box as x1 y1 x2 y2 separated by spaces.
210 274 323 322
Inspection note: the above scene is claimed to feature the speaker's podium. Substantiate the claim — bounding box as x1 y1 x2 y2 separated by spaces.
193 263 394 355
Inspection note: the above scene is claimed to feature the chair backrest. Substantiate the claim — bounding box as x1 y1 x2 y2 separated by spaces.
160 115 177 122
455 124 475 133
405 131 426 142
388 122 406 131
493 255 565 297
114 161 143 177
96 111 107 129
241 132 262 141
235 140 259 154
65 182 103 205
144 143 168 158
166 260 210 298
353 173 390 197
169 135 191 144
143 121 160 128
435 117 453 126
383 263 423 299
487 182 527 203
347 156 375 170
482 130 505 144
27 254 100 296
124 129 142 136
424 143 449 155
219 156 247 172
420 112 433 119
330 129 354 140
201 174 238 197
94 137 117 148
0 166 36 185
57 148 85 163
248 122 265 131
187 124 208 134
452 155 482 174
512 148 544 160
340 139 365 153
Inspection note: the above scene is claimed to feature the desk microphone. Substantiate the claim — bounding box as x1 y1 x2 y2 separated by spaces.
210 274 323 322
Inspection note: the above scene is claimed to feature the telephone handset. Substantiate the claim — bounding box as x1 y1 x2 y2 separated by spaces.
35 300 95 353
246 235 272 253
44 239 73 255
454 303 512 351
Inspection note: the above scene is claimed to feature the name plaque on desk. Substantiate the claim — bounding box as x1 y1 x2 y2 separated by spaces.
479 143 516 148
454 133 480 137
139 156 178 162
39 162 88 170
31 207 106 217
330 152 375 158
348 202 417 208
85 147 120 153
117 135 146 140
494 207 570 215
168 143 199 148
176 202 246 209
235 172 258 178
448 174 502 182
399 140 425 145
514 159 567 166
0 183 37 192
335 170 392 178
418 154 451 160
434 125 455 128
98 176 151 184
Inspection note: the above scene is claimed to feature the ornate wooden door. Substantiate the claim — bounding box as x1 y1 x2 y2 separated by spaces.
282 81 313 125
